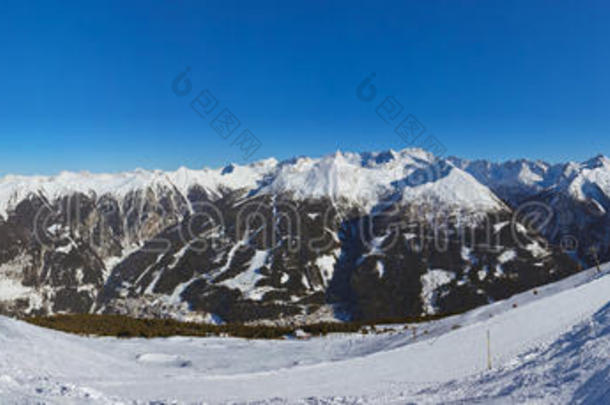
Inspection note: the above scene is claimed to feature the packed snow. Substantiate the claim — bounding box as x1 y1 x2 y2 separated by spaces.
2 263 610 403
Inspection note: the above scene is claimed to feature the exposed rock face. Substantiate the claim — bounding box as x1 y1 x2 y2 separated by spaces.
2 148 605 323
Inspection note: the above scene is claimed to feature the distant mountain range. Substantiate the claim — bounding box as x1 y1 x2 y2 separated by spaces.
0 148 608 324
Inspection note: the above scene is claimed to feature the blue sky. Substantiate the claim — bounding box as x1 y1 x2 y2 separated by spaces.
1 0 609 175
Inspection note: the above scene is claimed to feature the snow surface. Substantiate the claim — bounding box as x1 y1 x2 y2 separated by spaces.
0 278 31 301
420 269 455 315
314 250 339 286
498 249 517 263
3 263 610 403
220 249 270 300
0 255 42 311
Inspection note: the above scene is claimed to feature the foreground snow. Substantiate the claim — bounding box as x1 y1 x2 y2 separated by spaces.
1 263 610 404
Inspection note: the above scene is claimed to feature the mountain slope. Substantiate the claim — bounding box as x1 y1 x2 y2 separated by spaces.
1 148 606 322
452 154 610 265
0 262 609 403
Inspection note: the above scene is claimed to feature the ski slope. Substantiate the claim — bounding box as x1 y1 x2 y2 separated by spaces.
1 263 610 404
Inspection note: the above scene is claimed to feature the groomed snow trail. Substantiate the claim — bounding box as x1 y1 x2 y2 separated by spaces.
1 263 610 404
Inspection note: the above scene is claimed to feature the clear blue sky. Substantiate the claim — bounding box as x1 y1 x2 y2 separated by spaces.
1 0 609 175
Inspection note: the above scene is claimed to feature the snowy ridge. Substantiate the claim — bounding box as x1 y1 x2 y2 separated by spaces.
3 151 609 218
260 149 504 211
0 158 278 218
451 153 610 204
4 149 608 219
1 262 610 403
0 148 512 218
564 154 610 202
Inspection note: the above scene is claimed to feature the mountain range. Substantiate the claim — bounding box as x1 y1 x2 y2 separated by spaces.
0 148 608 324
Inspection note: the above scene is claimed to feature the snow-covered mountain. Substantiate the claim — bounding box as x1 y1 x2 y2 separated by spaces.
0 158 279 218
449 154 610 205
448 157 565 204
451 154 610 264
1 148 608 323
0 149 504 215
